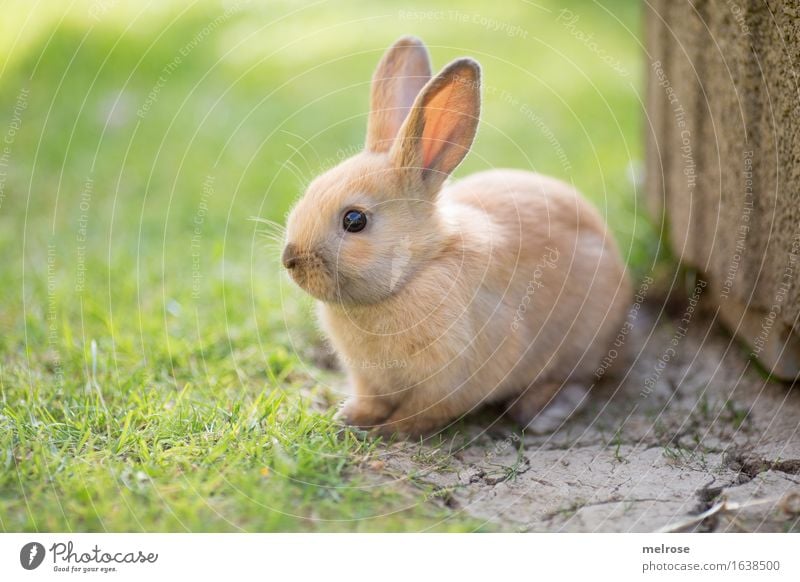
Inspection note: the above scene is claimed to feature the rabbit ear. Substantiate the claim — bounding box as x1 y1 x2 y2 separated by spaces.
365 36 432 153
391 58 481 192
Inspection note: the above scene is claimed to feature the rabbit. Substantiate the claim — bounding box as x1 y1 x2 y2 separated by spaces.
281 36 632 438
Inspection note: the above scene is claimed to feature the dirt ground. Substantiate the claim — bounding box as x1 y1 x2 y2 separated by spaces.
371 297 800 532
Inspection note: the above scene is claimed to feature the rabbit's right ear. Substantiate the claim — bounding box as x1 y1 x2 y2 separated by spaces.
365 36 432 153
390 58 481 194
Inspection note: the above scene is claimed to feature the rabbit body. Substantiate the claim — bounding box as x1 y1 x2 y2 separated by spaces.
282 37 632 436
318 169 630 436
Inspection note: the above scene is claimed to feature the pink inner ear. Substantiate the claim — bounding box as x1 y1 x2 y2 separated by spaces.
420 82 459 169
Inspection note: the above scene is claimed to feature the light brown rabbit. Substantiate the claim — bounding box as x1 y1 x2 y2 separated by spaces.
282 36 632 437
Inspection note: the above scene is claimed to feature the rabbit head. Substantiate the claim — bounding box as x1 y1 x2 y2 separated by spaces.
282 37 481 305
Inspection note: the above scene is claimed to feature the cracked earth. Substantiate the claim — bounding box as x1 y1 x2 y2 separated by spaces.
367 297 800 532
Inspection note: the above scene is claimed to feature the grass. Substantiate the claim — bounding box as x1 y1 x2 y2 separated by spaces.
0 0 646 531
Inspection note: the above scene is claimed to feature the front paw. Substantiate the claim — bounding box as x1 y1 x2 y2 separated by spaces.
374 412 439 440
335 397 392 429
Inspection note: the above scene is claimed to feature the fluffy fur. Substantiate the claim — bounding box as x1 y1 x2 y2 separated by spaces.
282 36 632 437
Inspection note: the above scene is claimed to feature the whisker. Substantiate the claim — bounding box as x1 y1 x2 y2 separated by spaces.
253 228 285 236
252 224 287 242
248 216 286 232
258 237 287 249
254 231 284 244
255 232 286 244
256 238 286 257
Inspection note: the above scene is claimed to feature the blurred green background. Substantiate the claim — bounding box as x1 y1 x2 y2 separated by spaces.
0 0 648 531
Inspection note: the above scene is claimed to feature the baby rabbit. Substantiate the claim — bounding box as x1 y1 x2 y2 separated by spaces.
282 37 632 437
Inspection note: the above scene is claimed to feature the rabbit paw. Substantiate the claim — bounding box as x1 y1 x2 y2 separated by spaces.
507 382 589 434
375 409 442 440
336 397 393 430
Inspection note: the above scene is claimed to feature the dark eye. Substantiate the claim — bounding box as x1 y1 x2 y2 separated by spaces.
342 209 367 233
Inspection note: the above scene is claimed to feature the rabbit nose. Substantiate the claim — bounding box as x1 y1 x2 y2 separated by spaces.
282 243 300 269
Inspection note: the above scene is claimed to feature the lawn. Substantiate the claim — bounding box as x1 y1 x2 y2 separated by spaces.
0 0 647 531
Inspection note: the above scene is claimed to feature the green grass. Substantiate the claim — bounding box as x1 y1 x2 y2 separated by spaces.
0 0 646 531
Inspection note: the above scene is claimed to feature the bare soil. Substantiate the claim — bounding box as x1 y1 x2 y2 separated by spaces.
370 301 800 532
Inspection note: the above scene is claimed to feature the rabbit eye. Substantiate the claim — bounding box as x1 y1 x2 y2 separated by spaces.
342 209 367 233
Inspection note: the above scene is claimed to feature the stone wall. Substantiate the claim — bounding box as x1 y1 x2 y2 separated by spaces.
645 0 800 379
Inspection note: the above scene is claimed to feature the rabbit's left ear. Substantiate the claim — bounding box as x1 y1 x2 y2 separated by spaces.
366 36 432 153
391 58 481 192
